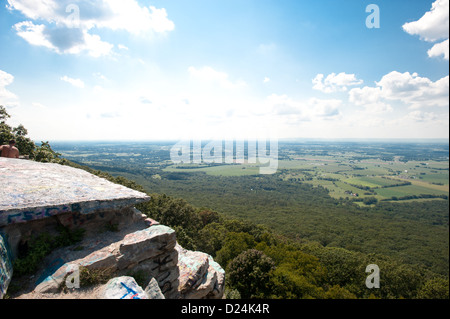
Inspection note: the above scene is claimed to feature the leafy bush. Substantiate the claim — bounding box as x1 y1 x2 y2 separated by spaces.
13 227 84 277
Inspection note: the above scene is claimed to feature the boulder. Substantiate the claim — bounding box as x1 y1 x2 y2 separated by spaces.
145 277 165 299
100 276 148 299
176 244 225 299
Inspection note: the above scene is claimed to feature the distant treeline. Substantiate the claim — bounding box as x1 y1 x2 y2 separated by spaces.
344 180 412 192
381 194 449 201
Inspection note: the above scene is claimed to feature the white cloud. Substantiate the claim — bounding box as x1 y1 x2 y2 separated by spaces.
377 71 448 108
13 21 113 57
263 77 270 83
402 0 449 60
13 21 55 50
0 70 19 108
402 0 449 42
188 66 246 89
6 0 58 21
313 72 363 93
8 0 174 57
61 75 85 88
348 85 393 114
350 71 448 109
427 39 449 60
0 70 14 88
79 32 114 57
349 86 382 105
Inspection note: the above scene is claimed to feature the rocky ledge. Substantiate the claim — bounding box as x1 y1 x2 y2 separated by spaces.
0 158 224 299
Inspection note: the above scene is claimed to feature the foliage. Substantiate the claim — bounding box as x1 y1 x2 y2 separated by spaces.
227 249 275 299
12 226 84 277
137 191 449 299
78 267 116 288
216 232 256 268
416 277 450 299
33 141 68 164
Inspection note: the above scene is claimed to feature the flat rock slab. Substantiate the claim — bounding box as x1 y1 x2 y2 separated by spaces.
0 158 150 227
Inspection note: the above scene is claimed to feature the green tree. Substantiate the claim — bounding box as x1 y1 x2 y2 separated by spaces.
12 124 35 156
363 197 378 205
33 141 67 164
0 105 14 145
270 265 325 298
140 194 202 233
196 222 227 257
227 249 275 298
215 232 256 268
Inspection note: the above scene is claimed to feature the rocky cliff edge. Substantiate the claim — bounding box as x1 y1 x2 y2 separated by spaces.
0 158 225 299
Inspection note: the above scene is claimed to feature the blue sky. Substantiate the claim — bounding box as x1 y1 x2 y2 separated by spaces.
0 0 448 141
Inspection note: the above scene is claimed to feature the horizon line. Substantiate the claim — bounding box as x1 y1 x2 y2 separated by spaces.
38 137 450 144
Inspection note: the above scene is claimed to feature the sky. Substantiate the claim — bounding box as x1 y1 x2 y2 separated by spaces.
0 0 449 141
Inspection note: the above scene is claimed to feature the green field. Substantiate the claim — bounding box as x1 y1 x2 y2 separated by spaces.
163 163 261 176
162 156 449 204
280 157 449 203
376 183 449 197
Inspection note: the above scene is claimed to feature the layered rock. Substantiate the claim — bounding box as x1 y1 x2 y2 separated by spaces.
177 244 225 299
0 158 225 299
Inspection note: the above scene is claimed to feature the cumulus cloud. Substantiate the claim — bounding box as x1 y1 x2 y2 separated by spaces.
402 0 448 42
61 75 85 88
7 0 174 57
0 70 19 108
402 0 449 60
349 71 448 109
312 72 363 93
427 39 449 60
377 71 448 108
348 86 393 114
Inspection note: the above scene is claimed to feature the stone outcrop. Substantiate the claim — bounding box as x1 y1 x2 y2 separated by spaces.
177 244 225 299
0 158 225 299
